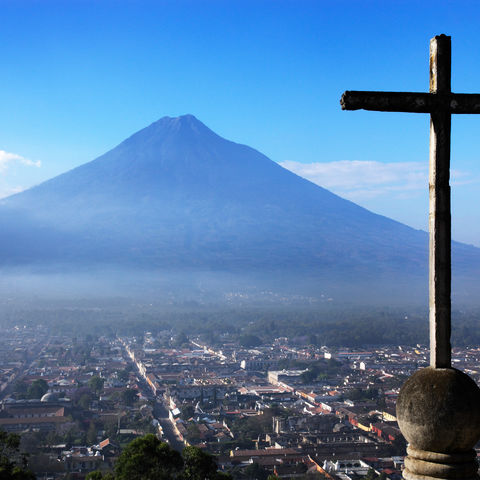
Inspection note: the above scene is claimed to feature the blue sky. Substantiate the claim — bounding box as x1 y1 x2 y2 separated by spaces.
1 0 480 244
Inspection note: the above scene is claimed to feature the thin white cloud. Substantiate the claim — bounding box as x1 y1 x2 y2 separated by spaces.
0 150 41 173
279 160 473 200
0 185 26 199
451 169 476 187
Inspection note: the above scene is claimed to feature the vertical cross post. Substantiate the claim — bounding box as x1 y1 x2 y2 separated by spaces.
429 35 451 368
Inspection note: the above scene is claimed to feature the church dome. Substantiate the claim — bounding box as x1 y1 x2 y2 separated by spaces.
41 392 58 402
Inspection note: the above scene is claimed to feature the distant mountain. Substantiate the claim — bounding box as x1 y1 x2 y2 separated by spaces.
0 115 478 303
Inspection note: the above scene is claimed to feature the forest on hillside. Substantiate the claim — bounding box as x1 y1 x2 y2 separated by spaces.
1 303 479 348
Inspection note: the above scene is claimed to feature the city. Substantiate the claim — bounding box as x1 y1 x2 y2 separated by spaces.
1 322 479 479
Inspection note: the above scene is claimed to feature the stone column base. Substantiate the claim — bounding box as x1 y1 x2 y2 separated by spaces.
403 446 479 480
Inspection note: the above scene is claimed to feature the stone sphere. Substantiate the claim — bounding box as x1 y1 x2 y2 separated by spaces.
396 367 480 453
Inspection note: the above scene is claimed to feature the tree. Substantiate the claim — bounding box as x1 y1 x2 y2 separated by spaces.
85 472 103 480
89 376 105 395
13 381 28 399
183 445 218 480
115 434 183 480
186 424 201 443
104 417 118 439
182 446 232 480
174 332 189 348
364 468 377 480
87 421 98 445
86 472 115 480
213 473 232 480
117 368 131 383
121 389 138 406
390 434 407 456
45 431 60 447
300 368 317 384
0 431 35 479
27 379 48 399
181 405 195 421
114 434 231 480
78 393 92 410
238 334 262 348
242 463 269 480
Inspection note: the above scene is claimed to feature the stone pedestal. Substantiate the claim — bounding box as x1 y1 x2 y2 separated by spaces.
397 367 480 480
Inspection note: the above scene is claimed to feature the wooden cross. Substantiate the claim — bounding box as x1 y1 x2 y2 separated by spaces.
341 34 480 368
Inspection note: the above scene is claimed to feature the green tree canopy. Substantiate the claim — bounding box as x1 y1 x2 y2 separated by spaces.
86 472 115 480
0 431 35 479
183 445 218 480
13 381 28 398
115 434 183 480
117 368 131 383
121 389 138 406
185 423 201 444
27 379 48 399
89 376 105 394
238 334 262 348
181 405 195 421
363 468 379 480
78 393 92 410
85 472 104 480
87 421 98 445
182 446 231 480
113 434 230 480
241 463 269 480
174 332 189 347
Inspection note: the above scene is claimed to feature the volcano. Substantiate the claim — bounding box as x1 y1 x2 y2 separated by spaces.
0 115 478 302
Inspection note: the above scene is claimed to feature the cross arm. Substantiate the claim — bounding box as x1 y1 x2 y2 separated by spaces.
341 91 480 114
